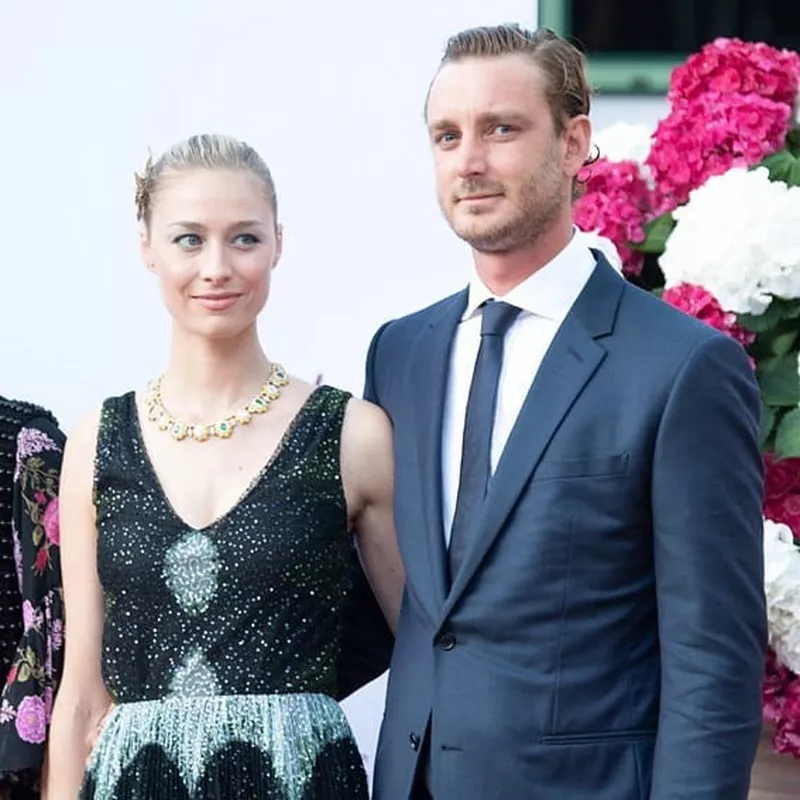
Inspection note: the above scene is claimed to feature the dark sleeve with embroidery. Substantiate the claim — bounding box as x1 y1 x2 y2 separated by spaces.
0 415 65 792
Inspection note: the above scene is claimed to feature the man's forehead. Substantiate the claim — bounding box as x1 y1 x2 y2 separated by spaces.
426 55 546 123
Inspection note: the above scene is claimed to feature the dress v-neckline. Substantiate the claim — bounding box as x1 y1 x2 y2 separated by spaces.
128 387 323 533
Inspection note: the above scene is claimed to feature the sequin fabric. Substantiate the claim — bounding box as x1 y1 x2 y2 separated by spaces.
82 386 367 799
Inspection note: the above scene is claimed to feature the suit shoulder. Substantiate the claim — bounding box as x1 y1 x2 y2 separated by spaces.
382 290 466 340
618 281 725 347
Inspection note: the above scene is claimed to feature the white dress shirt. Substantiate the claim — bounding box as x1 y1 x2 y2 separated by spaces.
441 234 597 543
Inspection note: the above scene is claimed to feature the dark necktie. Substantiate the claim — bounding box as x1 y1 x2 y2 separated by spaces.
448 300 521 581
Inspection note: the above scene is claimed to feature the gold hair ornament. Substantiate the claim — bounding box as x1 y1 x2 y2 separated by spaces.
134 153 154 222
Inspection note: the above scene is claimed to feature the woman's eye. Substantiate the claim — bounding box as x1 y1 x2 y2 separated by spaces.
234 233 260 247
174 233 202 249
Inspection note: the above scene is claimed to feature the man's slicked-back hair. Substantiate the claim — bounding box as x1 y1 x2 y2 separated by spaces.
439 24 592 134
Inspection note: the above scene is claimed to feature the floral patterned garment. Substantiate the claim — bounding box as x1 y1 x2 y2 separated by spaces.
0 413 65 798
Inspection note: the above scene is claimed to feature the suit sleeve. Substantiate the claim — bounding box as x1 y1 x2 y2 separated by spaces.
335 322 395 699
650 333 766 799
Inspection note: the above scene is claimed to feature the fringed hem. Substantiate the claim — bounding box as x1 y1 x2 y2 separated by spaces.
79 693 367 800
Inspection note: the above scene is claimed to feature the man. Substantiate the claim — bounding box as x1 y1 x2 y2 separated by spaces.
363 24 767 800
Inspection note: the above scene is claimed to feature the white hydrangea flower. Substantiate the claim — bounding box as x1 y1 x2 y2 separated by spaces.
659 167 800 315
764 518 800 674
591 121 654 167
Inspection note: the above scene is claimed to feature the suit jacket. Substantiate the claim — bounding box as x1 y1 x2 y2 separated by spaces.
365 254 767 800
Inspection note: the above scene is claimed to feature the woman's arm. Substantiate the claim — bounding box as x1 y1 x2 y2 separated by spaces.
341 399 404 633
42 410 114 799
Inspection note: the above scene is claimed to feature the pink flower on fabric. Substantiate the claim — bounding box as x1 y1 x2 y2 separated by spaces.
12 523 22 592
668 37 800 109
646 92 791 214
13 428 59 481
22 600 35 632
50 618 64 653
661 284 755 350
0 700 16 725
573 158 654 276
42 497 60 546
44 688 54 722
14 696 46 744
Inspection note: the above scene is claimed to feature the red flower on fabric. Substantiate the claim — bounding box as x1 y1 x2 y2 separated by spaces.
33 547 48 576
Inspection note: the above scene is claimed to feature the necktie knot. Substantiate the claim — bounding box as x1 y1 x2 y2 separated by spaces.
480 300 520 337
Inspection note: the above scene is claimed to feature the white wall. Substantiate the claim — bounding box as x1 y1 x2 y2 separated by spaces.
0 0 670 788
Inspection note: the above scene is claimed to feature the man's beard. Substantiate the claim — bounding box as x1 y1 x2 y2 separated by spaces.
444 159 566 254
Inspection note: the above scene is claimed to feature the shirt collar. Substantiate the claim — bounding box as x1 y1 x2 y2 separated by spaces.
462 229 597 323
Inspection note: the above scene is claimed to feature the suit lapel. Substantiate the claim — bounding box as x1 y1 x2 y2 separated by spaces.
411 290 468 617
439 255 625 621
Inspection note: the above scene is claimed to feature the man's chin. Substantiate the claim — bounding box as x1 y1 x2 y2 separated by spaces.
452 222 515 253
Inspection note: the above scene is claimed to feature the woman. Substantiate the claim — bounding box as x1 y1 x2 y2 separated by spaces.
44 134 404 799
0 396 65 799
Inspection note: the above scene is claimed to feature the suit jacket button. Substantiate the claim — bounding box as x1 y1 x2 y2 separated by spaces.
409 733 420 751
436 632 456 651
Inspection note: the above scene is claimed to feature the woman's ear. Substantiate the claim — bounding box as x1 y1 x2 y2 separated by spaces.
139 226 156 273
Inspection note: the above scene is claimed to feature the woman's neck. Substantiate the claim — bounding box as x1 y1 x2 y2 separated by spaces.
157 325 273 422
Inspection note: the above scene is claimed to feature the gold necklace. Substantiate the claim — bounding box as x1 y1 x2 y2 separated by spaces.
144 363 290 443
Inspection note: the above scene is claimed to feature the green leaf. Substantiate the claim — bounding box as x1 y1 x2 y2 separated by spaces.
632 213 675 255
787 128 800 156
769 329 800 357
756 146 800 187
757 354 800 407
775 407 800 458
760 403 777 447
738 298 800 333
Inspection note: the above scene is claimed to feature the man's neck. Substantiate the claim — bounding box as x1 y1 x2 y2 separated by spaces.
472 224 573 296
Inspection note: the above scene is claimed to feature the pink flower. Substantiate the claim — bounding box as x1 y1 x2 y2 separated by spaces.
668 38 800 110
573 158 655 276
42 497 59 546
44 688 53 722
34 491 46 505
764 454 800 540
646 91 791 214
661 284 755 350
774 678 800 758
765 649 794 723
14 696 46 744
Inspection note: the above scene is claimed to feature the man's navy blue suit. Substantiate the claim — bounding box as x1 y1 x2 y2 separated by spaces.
360 252 766 800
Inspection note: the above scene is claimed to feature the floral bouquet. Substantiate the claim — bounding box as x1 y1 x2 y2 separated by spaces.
574 37 800 757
